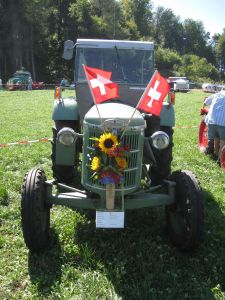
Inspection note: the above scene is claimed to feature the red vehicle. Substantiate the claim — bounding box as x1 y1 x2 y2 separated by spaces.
198 107 209 152
198 107 225 170
32 81 44 90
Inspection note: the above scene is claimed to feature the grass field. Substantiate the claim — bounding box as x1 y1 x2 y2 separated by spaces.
0 89 225 299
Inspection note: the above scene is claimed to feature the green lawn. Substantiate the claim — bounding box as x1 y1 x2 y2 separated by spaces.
0 90 225 299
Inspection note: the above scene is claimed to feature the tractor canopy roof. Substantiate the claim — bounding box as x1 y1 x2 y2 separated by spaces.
76 39 154 50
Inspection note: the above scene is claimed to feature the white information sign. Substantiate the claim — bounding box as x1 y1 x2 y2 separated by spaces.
96 211 125 228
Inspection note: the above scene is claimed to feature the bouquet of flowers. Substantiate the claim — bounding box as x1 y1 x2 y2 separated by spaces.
89 132 130 185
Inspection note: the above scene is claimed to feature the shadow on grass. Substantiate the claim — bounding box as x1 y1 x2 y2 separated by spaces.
72 190 225 299
26 186 225 299
28 228 62 297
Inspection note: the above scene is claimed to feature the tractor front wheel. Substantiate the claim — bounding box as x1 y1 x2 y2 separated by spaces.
166 170 204 252
21 168 50 251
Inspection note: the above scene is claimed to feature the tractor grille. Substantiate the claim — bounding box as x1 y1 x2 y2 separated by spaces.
82 124 144 195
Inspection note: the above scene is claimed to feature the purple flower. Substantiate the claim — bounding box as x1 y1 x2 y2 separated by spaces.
99 176 115 184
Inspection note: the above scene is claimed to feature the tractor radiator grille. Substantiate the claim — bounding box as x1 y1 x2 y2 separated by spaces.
82 125 144 194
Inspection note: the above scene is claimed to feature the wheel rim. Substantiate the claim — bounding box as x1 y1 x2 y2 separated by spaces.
198 120 208 151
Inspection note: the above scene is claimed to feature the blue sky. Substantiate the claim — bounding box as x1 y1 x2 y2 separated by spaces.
153 0 225 36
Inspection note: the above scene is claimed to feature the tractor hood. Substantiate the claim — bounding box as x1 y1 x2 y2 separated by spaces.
11 77 22 83
7 76 24 84
84 102 145 127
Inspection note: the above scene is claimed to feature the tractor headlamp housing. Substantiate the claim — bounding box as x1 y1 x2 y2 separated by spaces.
57 127 76 146
151 131 169 150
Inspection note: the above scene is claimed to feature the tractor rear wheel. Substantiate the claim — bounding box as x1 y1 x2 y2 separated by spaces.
166 170 204 251
21 168 50 251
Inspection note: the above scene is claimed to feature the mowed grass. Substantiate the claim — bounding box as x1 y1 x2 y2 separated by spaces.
0 89 225 299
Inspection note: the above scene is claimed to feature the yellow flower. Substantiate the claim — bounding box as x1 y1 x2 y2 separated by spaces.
115 157 127 169
98 132 118 154
91 156 101 171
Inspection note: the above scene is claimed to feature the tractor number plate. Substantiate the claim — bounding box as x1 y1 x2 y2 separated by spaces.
96 211 124 228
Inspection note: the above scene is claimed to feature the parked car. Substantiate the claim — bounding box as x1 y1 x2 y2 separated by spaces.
202 83 225 93
168 77 189 92
202 83 216 93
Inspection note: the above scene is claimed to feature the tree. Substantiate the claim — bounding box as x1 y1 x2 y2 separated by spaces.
153 6 184 52
215 30 225 80
89 0 124 39
120 0 153 39
176 54 220 82
0 0 53 82
0 1 26 81
182 19 210 58
0 0 222 84
155 47 181 77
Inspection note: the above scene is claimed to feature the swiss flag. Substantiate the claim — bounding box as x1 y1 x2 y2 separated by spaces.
137 71 170 116
83 65 119 104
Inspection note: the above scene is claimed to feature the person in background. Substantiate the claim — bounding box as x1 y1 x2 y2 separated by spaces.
0 78 2 90
60 78 66 86
28 77 32 90
204 88 225 162
60 78 67 91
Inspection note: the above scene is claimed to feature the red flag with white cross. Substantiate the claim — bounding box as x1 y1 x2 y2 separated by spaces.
83 65 119 104
137 71 170 116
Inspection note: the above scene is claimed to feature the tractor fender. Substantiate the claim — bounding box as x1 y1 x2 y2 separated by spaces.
52 97 79 121
160 103 175 127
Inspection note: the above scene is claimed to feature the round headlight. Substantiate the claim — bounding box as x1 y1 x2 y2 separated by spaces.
57 127 76 146
151 131 169 150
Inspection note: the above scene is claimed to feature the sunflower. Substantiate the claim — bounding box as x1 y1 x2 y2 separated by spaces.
98 132 118 154
115 157 127 169
91 156 101 171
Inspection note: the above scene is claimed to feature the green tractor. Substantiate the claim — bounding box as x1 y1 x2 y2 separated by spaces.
21 39 204 252
6 70 31 90
6 70 44 90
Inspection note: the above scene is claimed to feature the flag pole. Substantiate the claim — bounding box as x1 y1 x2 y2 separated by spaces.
82 65 104 129
120 70 158 140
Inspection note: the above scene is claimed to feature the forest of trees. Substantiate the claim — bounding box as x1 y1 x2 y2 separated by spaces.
0 0 225 84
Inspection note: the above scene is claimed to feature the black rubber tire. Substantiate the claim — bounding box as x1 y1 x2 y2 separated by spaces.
166 170 204 252
21 168 50 251
149 126 173 184
51 120 79 184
